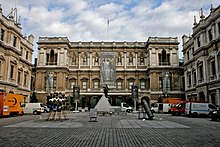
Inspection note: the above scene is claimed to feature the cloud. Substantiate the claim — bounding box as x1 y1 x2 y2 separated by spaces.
0 0 219 61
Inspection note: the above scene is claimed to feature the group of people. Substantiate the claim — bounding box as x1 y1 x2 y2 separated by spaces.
46 96 69 122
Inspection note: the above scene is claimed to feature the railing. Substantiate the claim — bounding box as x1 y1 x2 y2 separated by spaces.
159 62 171 66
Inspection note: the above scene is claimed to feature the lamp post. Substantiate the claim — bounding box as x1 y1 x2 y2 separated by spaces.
131 85 138 112
73 85 80 112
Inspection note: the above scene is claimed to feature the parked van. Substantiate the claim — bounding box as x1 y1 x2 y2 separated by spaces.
185 102 217 117
151 103 171 113
21 103 44 115
0 92 24 117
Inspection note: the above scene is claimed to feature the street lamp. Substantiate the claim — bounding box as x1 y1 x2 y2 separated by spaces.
131 85 138 111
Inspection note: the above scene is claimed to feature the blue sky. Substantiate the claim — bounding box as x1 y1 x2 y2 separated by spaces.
1 0 219 61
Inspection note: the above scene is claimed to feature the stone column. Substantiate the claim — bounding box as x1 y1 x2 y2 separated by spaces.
216 89 220 107
124 51 127 69
135 52 137 69
215 51 219 79
79 52 81 69
90 52 92 69
57 49 60 65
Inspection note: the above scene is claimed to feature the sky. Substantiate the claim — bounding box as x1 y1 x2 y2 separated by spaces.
1 0 219 62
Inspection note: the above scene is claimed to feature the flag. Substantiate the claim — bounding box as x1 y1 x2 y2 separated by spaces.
107 18 109 27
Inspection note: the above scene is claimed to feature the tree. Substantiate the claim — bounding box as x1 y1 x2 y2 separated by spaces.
30 92 38 103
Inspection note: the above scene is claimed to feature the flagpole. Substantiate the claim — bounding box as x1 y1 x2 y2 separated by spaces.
107 18 109 41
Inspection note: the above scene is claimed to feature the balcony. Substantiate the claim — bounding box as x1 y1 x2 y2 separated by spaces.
46 62 57 65
159 62 171 66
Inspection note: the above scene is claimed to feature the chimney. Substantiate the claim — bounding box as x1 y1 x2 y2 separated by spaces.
28 34 34 45
182 34 189 44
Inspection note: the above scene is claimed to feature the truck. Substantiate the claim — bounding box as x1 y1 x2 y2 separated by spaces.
185 102 218 117
21 103 44 115
162 97 182 104
0 92 24 117
170 101 188 116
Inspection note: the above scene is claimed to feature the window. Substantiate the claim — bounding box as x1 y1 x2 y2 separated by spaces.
208 29 213 41
93 81 99 89
83 57 87 65
197 36 201 47
159 50 170 65
17 71 21 84
0 29 5 41
82 81 87 89
211 60 216 76
128 81 134 89
13 36 17 47
193 71 196 85
24 74 27 85
198 64 204 83
187 51 190 60
20 47 23 54
46 50 57 65
218 21 220 35
187 72 191 86
116 80 122 90
159 77 162 90
53 77 57 90
140 80 146 89
26 51 28 60
71 81 76 89
10 65 14 79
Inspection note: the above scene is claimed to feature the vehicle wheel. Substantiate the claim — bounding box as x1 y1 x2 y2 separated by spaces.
211 117 217 121
172 112 176 116
126 110 130 113
193 112 198 117
33 111 38 115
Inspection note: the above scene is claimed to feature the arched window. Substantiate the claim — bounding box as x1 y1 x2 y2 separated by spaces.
46 50 57 65
116 79 123 90
159 49 170 65
93 79 100 89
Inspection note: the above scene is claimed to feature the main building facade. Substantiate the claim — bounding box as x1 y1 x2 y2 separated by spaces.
35 36 184 109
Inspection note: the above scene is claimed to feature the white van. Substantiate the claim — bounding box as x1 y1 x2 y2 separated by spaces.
21 103 44 115
185 102 217 117
151 103 171 113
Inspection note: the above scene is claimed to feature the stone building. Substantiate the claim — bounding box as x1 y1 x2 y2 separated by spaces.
0 6 34 102
36 36 184 109
182 5 220 107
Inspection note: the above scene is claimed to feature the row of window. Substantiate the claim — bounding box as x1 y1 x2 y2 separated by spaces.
186 22 220 62
196 21 220 48
10 64 28 86
0 60 28 86
0 28 17 47
71 80 148 90
45 78 149 91
44 75 172 92
0 28 30 61
186 59 219 87
45 49 171 66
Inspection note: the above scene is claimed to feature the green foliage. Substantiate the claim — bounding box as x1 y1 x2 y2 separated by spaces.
30 92 38 103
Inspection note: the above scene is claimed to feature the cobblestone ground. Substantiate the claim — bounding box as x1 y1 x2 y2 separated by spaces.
0 112 220 147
